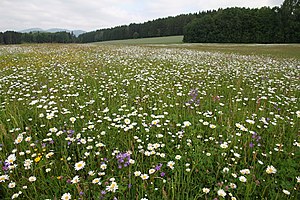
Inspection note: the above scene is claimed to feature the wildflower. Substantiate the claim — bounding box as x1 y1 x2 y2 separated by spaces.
28 176 36 182
106 181 118 192
149 169 155 174
223 167 229 173
266 165 277 174
8 182 16 188
209 124 216 129
124 118 131 125
74 161 85 171
61 192 71 200
46 152 54 158
220 143 228 149
239 176 247 182
14 134 23 144
282 189 290 195
100 163 107 170
34 156 42 163
296 176 300 183
167 161 175 170
217 189 227 198
175 155 181 160
140 174 149 180
229 183 237 189
46 168 51 172
11 193 20 199
202 187 210 194
92 178 101 185
134 171 141 177
183 121 191 127
240 169 250 175
71 175 80 184
70 117 76 123
6 154 16 164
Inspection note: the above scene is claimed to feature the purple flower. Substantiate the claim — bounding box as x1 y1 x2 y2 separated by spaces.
116 152 130 168
155 163 162 171
160 172 165 177
249 142 254 148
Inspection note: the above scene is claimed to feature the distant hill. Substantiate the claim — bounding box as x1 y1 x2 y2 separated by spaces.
20 28 86 37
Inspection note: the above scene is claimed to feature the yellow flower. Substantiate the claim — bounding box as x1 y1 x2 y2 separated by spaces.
34 156 42 163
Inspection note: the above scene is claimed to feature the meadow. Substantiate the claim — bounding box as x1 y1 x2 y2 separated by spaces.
0 43 299 200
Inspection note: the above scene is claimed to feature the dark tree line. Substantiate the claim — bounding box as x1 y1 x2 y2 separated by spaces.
183 0 300 43
77 14 197 43
0 31 76 44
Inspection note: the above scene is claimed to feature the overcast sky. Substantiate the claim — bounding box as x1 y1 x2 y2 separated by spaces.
0 0 283 32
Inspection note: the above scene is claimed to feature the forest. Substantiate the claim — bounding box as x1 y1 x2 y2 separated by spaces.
0 0 299 44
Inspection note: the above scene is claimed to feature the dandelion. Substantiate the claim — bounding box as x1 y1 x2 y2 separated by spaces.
266 165 277 174
34 156 42 163
61 192 71 200
74 161 85 171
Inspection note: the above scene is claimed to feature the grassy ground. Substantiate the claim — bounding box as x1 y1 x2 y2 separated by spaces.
176 43 300 60
96 35 184 45
94 36 300 59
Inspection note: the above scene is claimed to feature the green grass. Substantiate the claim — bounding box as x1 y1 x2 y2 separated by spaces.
94 35 184 45
0 44 299 200
175 43 300 59
93 36 300 59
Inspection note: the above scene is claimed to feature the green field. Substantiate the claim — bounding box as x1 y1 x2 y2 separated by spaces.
0 43 299 199
97 35 184 45
95 36 300 59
